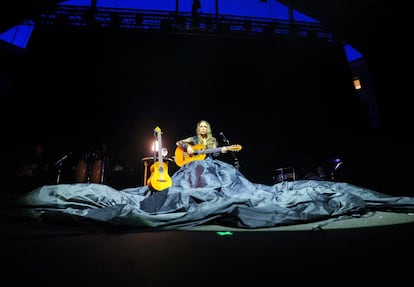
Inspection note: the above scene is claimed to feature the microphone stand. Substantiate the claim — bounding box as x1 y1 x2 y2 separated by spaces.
54 152 72 184
220 132 240 170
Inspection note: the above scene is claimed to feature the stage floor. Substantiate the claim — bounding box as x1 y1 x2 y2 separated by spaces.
2 208 414 285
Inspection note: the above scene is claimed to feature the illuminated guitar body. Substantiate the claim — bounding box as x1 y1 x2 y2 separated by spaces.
147 127 172 192
174 143 242 167
147 161 172 191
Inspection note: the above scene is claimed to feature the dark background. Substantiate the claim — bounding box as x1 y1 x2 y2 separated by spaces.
1 2 413 196
3 26 372 188
1 4 413 284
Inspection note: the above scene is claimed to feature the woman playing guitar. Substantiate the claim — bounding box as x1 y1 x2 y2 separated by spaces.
175 120 242 167
176 120 227 161
173 120 242 189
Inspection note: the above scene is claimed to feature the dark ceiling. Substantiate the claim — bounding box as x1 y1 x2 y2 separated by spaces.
1 1 411 134
0 1 64 34
278 0 410 61
1 0 408 62
0 1 408 54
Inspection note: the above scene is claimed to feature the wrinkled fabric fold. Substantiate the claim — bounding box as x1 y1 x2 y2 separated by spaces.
18 158 414 229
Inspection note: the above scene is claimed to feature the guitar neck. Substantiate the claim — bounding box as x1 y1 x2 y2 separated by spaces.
155 127 163 165
196 147 223 155
157 137 163 165
174 144 241 167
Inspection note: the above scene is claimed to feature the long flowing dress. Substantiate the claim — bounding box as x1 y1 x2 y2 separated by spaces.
17 157 414 229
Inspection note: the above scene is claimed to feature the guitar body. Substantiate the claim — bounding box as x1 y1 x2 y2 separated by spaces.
147 127 173 192
175 144 207 167
147 161 172 191
175 143 242 167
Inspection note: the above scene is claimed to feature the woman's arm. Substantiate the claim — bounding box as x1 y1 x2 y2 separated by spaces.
176 136 196 154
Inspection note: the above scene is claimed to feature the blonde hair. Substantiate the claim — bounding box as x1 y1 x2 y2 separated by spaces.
196 120 217 149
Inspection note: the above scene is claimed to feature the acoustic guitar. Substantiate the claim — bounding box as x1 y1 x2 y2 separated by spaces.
174 143 242 167
147 126 172 191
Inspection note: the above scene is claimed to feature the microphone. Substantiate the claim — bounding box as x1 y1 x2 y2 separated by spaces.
219 132 229 144
54 152 72 166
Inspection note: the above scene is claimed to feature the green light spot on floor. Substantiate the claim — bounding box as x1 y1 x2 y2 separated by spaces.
216 231 233 236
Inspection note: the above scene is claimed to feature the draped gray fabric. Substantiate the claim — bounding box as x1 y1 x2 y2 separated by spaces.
18 158 414 229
